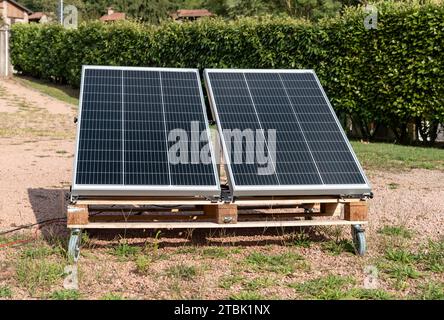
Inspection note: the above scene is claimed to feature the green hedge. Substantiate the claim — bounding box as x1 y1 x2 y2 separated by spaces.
10 2 444 143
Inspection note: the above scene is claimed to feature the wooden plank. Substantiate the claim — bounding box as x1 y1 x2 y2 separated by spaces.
75 196 361 207
67 205 89 225
344 201 368 221
204 204 238 224
68 220 368 230
320 203 341 215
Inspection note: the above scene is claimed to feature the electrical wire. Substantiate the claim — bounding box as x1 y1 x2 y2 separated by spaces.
0 218 67 249
0 217 67 236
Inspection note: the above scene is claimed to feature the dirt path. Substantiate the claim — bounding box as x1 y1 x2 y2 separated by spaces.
0 78 76 230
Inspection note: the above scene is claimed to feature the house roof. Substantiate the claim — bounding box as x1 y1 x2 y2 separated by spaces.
28 12 45 20
5 0 33 14
100 12 126 21
172 9 213 18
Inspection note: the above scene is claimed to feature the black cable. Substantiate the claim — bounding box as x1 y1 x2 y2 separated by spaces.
0 217 67 236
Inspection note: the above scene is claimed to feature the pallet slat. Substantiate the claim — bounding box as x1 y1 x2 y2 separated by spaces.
68 220 368 229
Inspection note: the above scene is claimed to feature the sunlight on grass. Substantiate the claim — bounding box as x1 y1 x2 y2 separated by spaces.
14 76 79 106
351 141 444 171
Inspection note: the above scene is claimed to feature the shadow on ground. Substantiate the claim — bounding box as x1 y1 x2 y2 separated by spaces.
27 188 70 238
85 226 330 249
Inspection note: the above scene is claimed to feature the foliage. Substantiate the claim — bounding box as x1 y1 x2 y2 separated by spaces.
10 2 444 143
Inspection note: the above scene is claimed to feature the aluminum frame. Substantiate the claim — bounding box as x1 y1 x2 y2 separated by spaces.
71 66 220 198
204 68 372 197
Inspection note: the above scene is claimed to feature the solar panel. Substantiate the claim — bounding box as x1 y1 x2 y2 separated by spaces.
204 69 371 197
72 66 220 198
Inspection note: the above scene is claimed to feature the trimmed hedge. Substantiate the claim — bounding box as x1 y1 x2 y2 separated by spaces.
10 2 444 143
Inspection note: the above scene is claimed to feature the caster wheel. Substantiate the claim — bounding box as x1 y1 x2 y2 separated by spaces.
351 225 366 256
68 229 82 262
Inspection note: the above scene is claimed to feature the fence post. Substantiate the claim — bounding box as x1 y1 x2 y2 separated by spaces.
0 25 11 78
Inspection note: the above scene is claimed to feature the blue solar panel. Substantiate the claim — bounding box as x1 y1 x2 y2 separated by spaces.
204 69 371 197
72 66 219 198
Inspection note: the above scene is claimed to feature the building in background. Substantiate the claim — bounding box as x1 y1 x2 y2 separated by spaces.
100 7 126 23
0 0 32 25
170 9 214 22
28 12 52 24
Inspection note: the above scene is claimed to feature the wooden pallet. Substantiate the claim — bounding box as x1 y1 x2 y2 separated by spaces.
67 197 368 229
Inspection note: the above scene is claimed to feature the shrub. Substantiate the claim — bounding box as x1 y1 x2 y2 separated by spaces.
10 2 444 143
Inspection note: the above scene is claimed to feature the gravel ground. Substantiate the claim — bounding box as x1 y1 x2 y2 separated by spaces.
0 78 442 300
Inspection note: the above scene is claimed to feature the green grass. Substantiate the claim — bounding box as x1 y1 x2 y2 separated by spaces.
245 251 305 274
218 274 244 289
49 289 81 300
165 264 198 281
286 232 312 248
378 226 413 239
384 263 422 285
202 247 231 259
229 290 264 300
110 242 141 260
14 76 79 106
101 293 125 300
135 255 151 275
290 275 354 300
351 141 444 171
416 282 444 300
21 244 63 260
0 286 12 298
175 246 200 255
15 258 65 294
243 277 276 291
347 288 394 300
384 248 418 264
417 240 444 273
321 239 355 256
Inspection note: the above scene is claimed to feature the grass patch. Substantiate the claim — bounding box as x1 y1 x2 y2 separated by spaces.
219 274 244 290
21 244 63 260
416 282 444 300
202 247 231 259
386 264 422 280
351 141 444 171
14 76 79 106
378 226 413 239
109 242 141 260
175 246 200 255
16 258 65 294
245 251 305 274
101 293 125 300
165 264 198 281
384 248 418 264
229 291 264 300
135 255 151 275
321 239 355 256
286 232 312 248
0 286 12 298
49 289 81 300
417 240 443 273
348 288 394 300
290 275 354 300
243 277 276 291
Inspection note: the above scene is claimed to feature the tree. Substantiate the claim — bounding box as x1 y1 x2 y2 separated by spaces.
273 0 342 20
